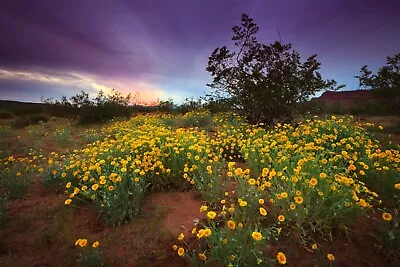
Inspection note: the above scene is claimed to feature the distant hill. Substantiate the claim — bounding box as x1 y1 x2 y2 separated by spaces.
0 99 159 117
313 90 376 107
0 100 48 116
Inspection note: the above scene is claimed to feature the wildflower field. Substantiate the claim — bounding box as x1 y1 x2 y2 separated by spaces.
0 112 400 266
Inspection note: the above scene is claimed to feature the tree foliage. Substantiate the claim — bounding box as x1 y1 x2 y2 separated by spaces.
355 53 400 90
355 53 400 115
206 14 343 124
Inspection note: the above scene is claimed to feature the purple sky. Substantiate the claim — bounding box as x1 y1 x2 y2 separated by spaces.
0 0 399 103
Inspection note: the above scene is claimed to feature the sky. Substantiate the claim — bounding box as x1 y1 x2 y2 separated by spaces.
0 0 399 104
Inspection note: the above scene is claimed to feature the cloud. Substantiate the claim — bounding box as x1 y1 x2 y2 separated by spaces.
0 67 167 103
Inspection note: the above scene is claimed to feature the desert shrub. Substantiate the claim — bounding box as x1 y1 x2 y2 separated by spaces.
78 103 132 124
159 116 179 127
158 98 175 113
11 114 49 129
82 129 104 143
40 165 66 189
0 109 14 119
206 14 343 125
379 210 400 264
182 110 213 128
11 116 31 128
28 114 49 124
181 220 279 266
75 239 104 267
53 125 72 145
0 126 11 139
0 162 33 200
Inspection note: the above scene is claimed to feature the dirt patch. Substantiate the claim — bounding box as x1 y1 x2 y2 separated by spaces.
148 191 205 237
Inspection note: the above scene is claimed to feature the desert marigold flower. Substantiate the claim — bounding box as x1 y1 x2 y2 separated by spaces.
196 229 205 238
327 253 335 261
319 173 327 179
78 239 88 247
359 199 368 207
276 252 287 265
227 220 236 230
172 245 178 250
207 211 217 219
108 185 114 191
290 204 296 210
348 164 356 171
191 227 197 234
66 182 71 188
378 125 383 130
248 178 256 185
178 233 184 241
278 215 285 222
91 184 99 191
229 255 236 261
309 177 318 187
92 241 100 248
296 190 302 196
64 199 72 205
395 183 400 190
177 247 185 256
204 228 212 237
234 168 243 176
239 200 247 207
198 253 207 261
382 212 392 221
312 243 318 250
259 207 267 216
294 196 303 204
199 205 208 212
251 231 263 241
258 198 265 204
238 222 243 228
228 161 236 169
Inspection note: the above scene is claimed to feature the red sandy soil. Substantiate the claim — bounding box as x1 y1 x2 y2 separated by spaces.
0 179 393 266
148 191 205 237
0 179 203 266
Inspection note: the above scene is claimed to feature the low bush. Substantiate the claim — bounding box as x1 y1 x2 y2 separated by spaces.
11 114 49 129
53 125 72 145
75 239 104 267
0 109 14 119
1 162 33 200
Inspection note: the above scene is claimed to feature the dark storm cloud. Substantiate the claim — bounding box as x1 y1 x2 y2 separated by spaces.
0 0 399 102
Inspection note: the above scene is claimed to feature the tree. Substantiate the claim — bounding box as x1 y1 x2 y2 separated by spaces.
355 53 400 90
206 14 343 124
355 53 400 115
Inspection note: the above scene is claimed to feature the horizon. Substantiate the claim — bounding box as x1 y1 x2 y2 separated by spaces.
0 0 399 104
